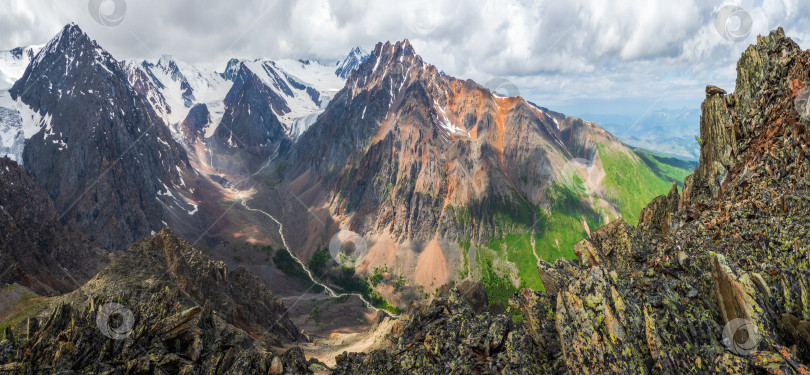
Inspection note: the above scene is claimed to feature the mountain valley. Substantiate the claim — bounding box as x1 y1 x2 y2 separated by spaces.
2 20 803 374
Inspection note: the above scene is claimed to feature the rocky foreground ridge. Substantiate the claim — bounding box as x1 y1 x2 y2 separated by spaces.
0 229 316 374
331 28 810 374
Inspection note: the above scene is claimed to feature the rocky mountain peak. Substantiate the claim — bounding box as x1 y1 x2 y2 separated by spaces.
335 46 369 79
222 58 242 81
682 26 801 208
346 39 424 92
11 23 117 107
25 23 114 82
5 23 198 251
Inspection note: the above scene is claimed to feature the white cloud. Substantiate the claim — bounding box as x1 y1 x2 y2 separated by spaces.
0 0 808 115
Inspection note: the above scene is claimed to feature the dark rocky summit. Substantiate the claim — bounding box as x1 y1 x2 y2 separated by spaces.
62 228 306 346
330 28 810 374
10 23 197 251
0 291 315 374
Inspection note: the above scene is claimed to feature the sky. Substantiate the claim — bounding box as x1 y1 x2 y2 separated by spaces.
1 0 809 120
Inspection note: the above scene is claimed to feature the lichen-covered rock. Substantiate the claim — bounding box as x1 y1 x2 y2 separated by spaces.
332 281 551 374
61 228 305 345
0 229 314 374
637 182 679 238
0 292 313 374
556 267 648 374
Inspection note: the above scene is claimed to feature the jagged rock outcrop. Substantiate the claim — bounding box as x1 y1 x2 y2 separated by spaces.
0 291 315 374
0 228 314 373
637 182 679 237
332 281 552 374
0 157 109 295
63 228 305 345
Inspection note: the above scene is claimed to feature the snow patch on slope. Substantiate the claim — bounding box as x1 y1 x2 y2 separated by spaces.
433 100 468 137
240 58 345 139
0 45 43 90
140 56 233 126
0 90 52 162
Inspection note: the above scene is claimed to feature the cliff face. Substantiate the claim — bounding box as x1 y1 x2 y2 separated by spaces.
0 157 109 295
332 28 810 374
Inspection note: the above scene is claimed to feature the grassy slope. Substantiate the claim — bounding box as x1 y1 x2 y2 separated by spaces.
474 185 602 304
598 144 693 226
0 284 50 338
631 147 696 188
470 144 692 305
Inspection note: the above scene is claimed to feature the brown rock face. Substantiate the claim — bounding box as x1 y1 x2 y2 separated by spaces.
711 252 754 324
271 39 642 270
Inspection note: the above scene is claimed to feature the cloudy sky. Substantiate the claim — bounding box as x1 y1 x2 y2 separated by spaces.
2 0 809 119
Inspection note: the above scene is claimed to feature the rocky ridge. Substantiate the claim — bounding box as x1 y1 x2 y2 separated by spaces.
0 229 317 374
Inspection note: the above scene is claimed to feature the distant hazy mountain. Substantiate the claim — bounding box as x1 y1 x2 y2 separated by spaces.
581 108 700 160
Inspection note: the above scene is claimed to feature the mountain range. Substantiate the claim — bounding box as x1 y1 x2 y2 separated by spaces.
0 24 690 303
583 108 702 160
0 22 749 373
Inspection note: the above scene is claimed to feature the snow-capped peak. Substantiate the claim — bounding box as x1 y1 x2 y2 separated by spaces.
335 46 369 79
130 55 233 128
0 45 43 90
238 57 346 139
